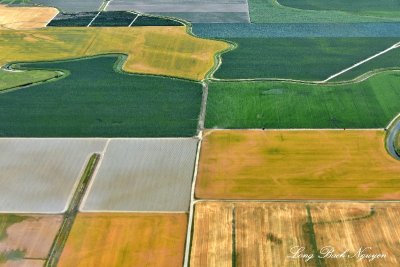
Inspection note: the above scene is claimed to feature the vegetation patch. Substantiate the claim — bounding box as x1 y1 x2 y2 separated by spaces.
206 71 400 129
248 0 400 23
0 56 202 137
214 38 399 80
0 69 59 91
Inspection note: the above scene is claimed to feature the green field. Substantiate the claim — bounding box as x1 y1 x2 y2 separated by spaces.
279 0 400 17
214 38 400 81
331 47 400 81
248 0 400 23
206 71 400 129
0 69 59 91
0 55 202 137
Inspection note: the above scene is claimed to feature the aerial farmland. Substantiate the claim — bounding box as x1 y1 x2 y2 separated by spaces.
0 0 399 266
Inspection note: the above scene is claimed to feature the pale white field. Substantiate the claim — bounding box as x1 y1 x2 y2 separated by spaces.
81 138 198 212
0 139 106 213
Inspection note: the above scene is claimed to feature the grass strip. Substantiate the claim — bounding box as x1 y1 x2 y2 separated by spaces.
45 154 100 267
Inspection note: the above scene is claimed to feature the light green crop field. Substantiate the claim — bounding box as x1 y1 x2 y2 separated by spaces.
0 69 58 91
248 0 400 23
206 71 400 129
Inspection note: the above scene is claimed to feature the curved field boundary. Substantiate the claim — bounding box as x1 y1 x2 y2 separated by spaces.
386 114 400 160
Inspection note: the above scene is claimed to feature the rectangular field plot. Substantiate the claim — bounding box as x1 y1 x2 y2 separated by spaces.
0 5 58 30
47 12 98 27
59 213 187 267
196 130 400 200
106 0 250 23
191 202 400 267
0 139 106 213
8 0 104 12
82 138 198 212
214 38 400 80
206 71 400 129
0 214 62 265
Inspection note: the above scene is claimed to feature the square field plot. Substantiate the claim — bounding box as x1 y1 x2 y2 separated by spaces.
0 214 62 265
196 130 400 200
191 202 400 267
58 213 187 267
0 139 106 213
81 138 198 212
106 0 250 23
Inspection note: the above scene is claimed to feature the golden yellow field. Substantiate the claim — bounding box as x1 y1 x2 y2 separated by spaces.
58 213 188 267
0 27 229 80
196 130 400 200
0 5 58 30
190 202 400 267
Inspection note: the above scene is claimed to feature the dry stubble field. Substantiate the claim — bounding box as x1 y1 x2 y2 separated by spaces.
196 130 400 200
0 5 58 30
0 27 229 80
58 213 188 267
190 202 400 267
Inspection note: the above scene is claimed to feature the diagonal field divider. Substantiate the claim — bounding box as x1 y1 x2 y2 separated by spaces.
322 41 400 82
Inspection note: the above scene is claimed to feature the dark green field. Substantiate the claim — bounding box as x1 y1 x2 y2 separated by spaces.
0 56 202 137
331 47 400 81
206 71 400 129
214 38 400 80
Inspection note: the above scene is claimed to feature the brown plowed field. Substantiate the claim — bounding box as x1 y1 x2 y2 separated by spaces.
0 214 62 265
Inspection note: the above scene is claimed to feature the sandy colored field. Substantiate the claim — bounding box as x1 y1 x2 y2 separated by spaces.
196 130 400 200
0 5 58 30
190 202 309 267
191 202 400 267
311 203 400 267
0 27 228 80
0 215 62 264
58 213 187 267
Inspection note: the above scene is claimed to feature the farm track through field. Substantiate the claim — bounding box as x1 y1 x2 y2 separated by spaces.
45 154 100 267
386 114 400 160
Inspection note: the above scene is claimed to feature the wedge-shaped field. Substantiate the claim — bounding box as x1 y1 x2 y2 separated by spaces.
58 213 187 267
206 71 400 129
82 138 198 211
214 38 400 80
196 130 400 200
191 202 400 267
0 5 58 29
0 68 59 91
0 138 106 212
0 214 62 265
5 0 104 12
0 27 229 80
0 56 202 137
106 0 250 23
248 0 400 23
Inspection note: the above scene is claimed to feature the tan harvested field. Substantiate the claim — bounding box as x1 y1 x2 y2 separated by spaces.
190 202 400 267
0 214 62 264
311 203 400 267
196 130 400 200
0 27 229 80
190 202 309 267
0 5 58 30
58 213 188 267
